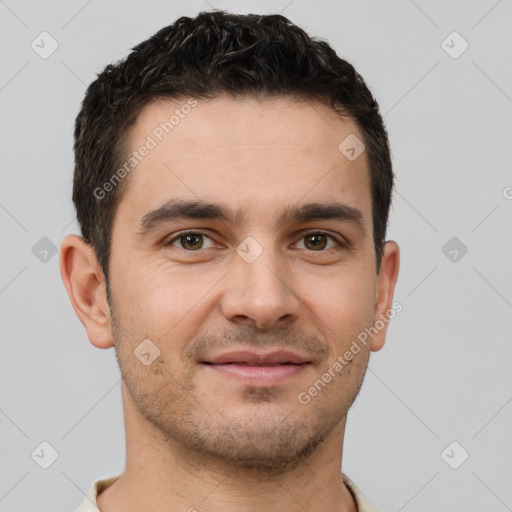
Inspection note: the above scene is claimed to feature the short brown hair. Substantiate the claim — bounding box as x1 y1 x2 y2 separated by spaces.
72 10 394 281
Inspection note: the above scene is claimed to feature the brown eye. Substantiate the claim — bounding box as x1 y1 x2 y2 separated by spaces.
297 232 340 251
166 232 214 250
304 233 327 250
180 234 203 250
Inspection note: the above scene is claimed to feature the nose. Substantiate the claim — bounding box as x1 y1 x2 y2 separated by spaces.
219 241 301 330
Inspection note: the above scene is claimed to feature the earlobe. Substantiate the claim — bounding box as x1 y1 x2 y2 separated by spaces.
59 234 114 349
370 240 400 352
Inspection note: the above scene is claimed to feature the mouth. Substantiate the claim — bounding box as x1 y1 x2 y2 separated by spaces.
201 350 312 386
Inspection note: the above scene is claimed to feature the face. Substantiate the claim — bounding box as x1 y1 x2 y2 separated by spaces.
106 95 392 475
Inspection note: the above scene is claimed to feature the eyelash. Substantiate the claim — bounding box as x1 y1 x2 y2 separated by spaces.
164 230 344 251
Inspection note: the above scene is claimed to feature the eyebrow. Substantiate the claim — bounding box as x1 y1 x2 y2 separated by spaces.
136 198 367 237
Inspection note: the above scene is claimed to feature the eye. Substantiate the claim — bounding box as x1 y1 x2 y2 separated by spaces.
164 230 343 252
294 232 341 251
166 231 215 251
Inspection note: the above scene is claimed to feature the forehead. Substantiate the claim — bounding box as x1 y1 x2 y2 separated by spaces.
117 95 372 229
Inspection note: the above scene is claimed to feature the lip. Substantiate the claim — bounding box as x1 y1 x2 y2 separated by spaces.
204 350 310 365
201 350 312 386
204 363 309 385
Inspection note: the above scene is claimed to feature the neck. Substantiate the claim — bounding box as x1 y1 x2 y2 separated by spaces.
97 382 358 512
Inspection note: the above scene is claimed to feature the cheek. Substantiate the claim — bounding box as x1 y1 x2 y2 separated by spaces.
112 260 215 343
306 268 376 347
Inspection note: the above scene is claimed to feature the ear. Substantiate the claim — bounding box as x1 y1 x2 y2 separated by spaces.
59 234 114 349
370 240 400 352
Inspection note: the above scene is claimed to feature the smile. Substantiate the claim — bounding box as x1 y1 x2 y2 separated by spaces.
202 361 310 386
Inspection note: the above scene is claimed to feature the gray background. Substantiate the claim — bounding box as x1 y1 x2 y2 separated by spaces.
1 0 511 510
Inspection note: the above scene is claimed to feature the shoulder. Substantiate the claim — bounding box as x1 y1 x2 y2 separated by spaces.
342 472 383 512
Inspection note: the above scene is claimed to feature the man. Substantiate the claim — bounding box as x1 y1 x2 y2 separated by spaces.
60 10 400 512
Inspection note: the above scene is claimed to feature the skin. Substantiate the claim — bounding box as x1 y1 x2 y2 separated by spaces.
60 95 399 512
